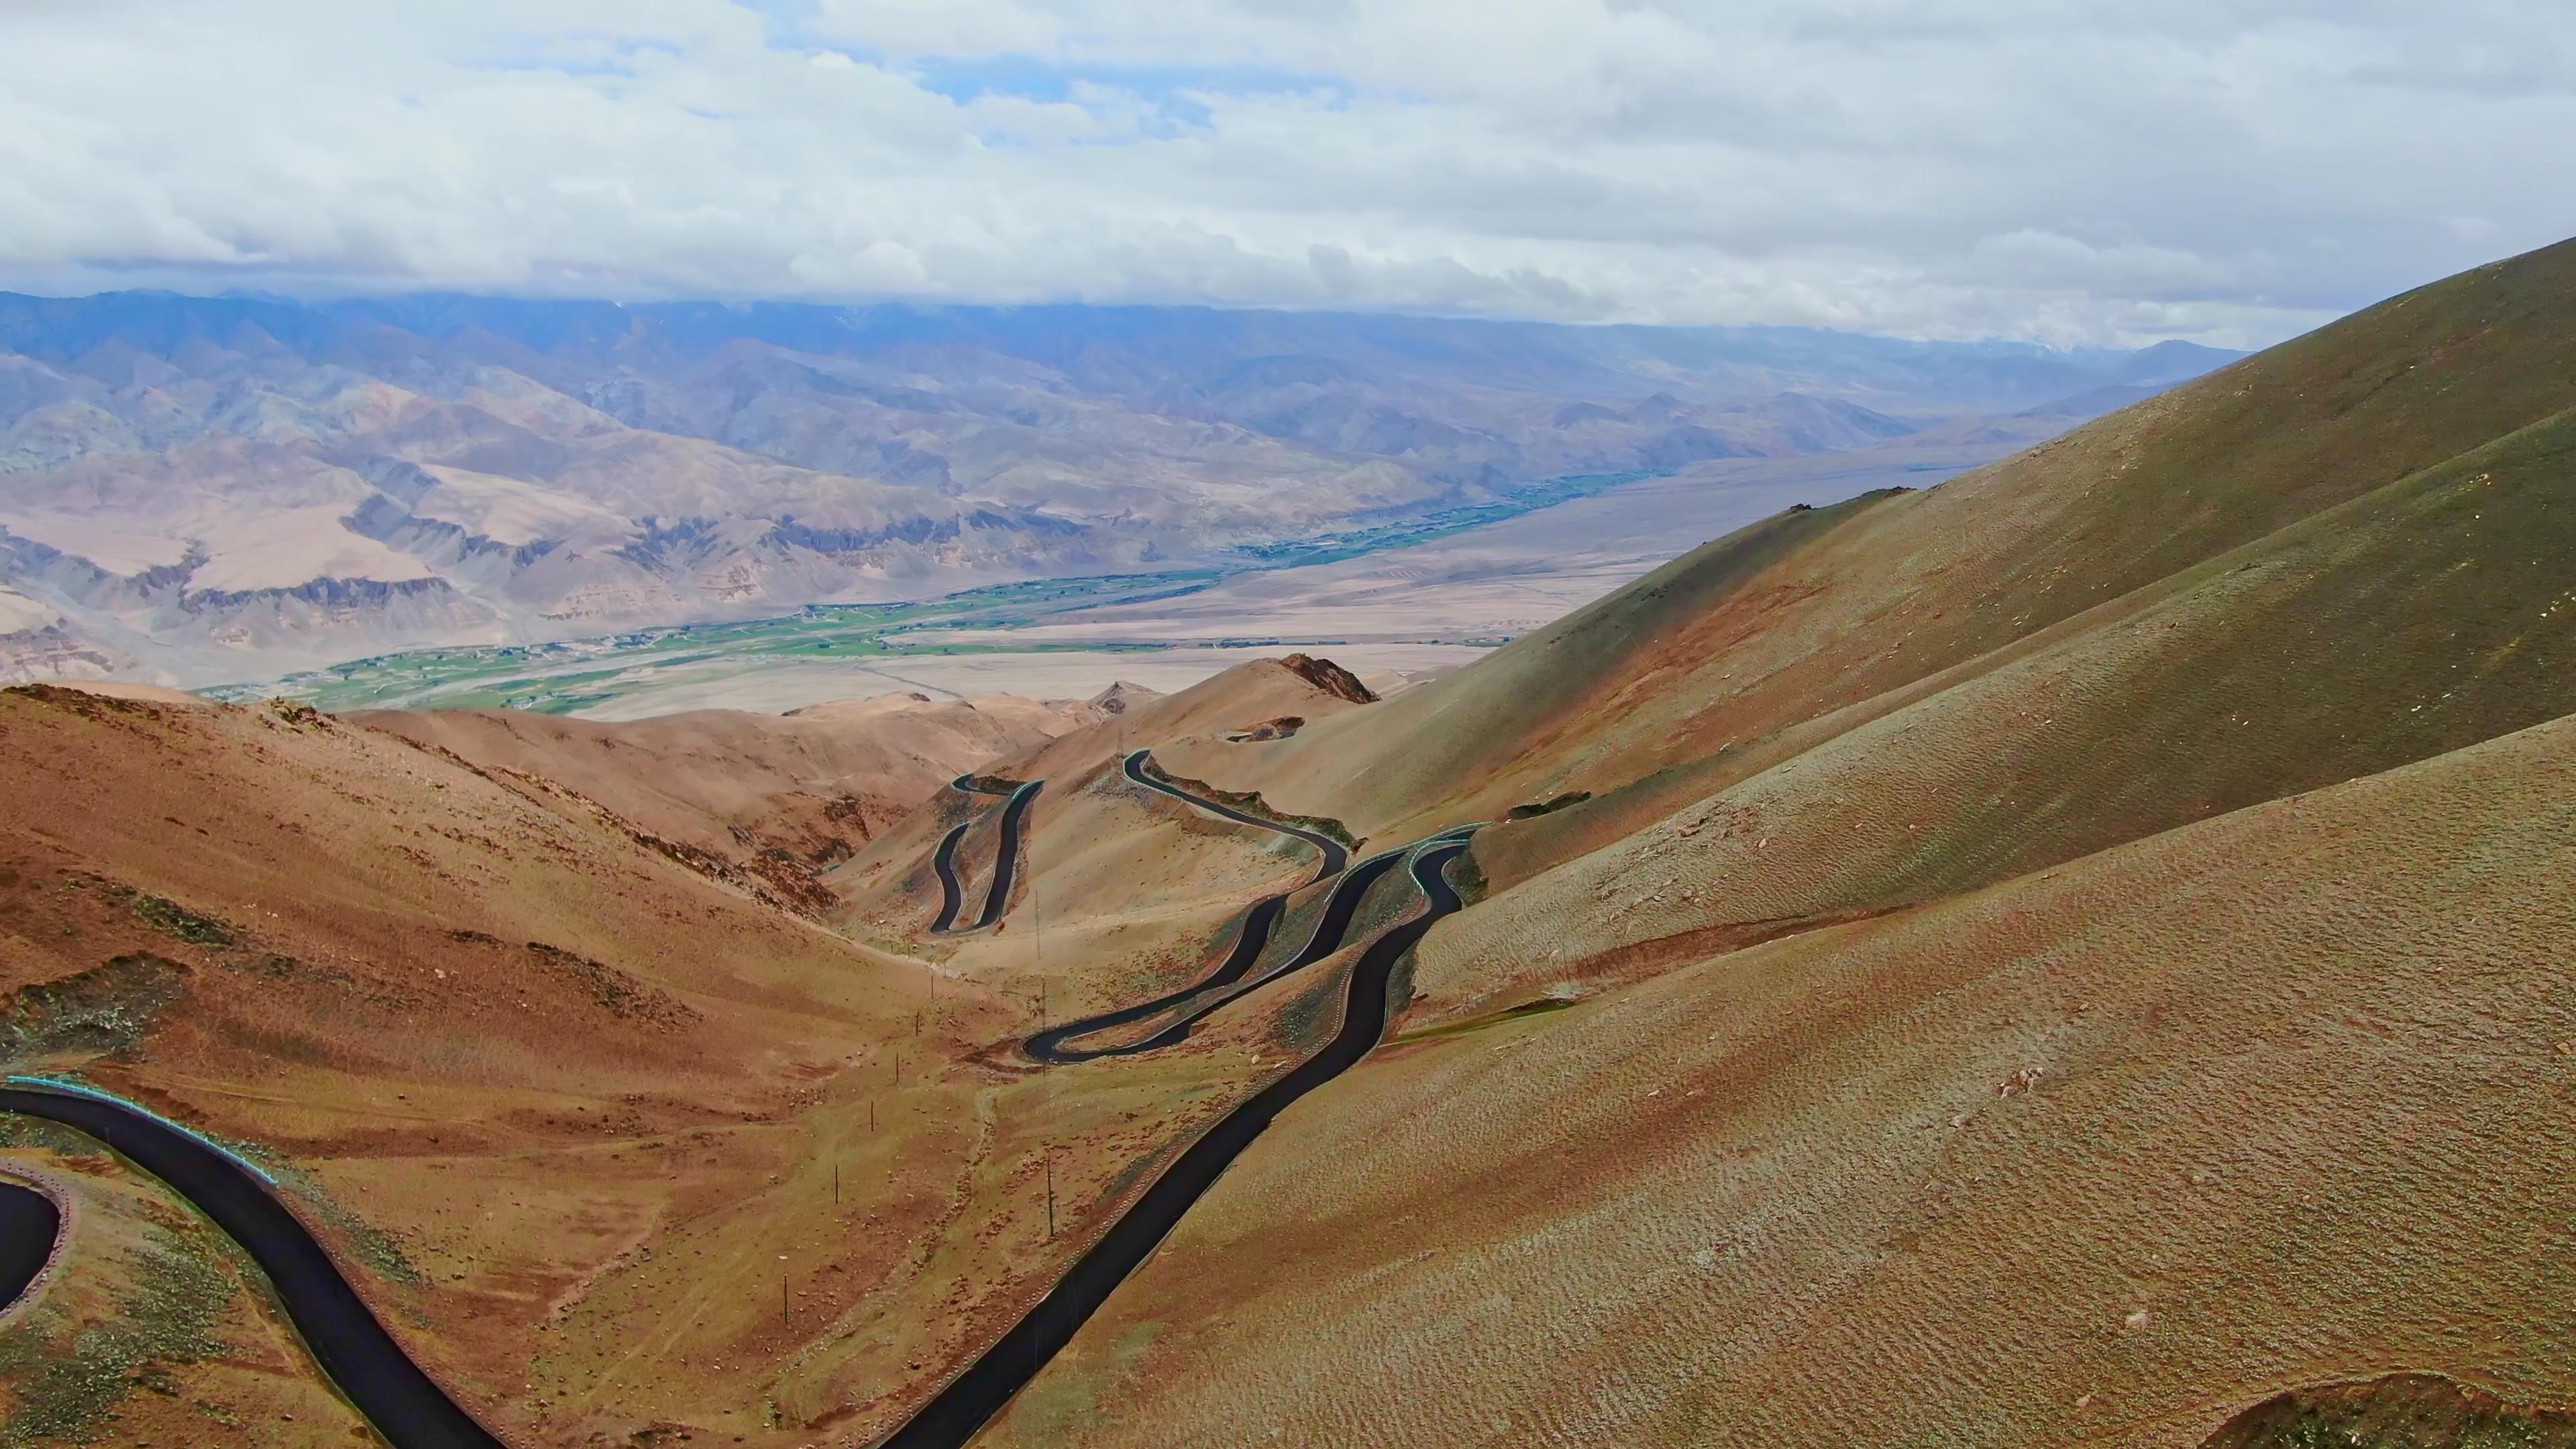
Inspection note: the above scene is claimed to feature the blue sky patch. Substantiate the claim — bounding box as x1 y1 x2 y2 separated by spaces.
912 54 1353 133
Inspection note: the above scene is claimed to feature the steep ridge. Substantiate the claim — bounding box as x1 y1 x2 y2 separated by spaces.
1413 400 2576 1018
1166 235 2576 857
1130 237 2576 1026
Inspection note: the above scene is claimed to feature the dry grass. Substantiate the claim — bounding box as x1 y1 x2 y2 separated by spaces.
988 710 2576 1449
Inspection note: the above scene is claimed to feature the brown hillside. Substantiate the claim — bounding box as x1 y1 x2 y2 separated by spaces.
1413 400 2576 1020
989 708 2576 1449
0 684 1258 1447
353 692 1097 908
10 242 2575 1449
1177 235 2576 854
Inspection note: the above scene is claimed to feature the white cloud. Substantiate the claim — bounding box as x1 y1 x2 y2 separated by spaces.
1 0 2571 345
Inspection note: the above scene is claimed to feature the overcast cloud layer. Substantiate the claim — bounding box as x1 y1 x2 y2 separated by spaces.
3 1 2573 346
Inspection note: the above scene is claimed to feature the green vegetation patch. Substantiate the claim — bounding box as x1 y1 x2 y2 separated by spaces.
209 568 1229 713
205 468 1627 716
0 1225 235 1447
131 895 234 947
0 954 188 1067
1232 469 1663 570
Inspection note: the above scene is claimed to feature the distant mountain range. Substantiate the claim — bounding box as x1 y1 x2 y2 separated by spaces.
0 291 2239 685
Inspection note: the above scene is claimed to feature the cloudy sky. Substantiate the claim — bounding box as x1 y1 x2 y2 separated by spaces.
3 1 2571 346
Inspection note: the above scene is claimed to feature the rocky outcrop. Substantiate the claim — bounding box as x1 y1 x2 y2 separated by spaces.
1279 653 1377 704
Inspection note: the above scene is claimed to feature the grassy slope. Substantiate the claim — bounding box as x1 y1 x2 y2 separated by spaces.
991 706 2576 1449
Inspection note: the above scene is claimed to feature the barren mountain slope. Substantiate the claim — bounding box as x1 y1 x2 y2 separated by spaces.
1407 398 2576 1020
353 690 1102 897
990 708 2576 1449
0 684 1259 1446
1165 235 2576 855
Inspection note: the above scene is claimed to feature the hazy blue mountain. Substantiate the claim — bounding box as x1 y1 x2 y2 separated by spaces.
0 290 2239 685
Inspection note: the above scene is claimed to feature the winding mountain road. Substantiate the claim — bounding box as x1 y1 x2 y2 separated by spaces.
881 837 1474 1449
1118 749 1348 879
0 750 1480 1449
0 1178 60 1314
1028 824 1476 1063
928 775 1043 934
1019 748 1377 1062
0 1078 508 1448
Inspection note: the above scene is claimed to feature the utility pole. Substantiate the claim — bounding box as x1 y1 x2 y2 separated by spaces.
1044 1148 1057 1240
833 1163 840 1205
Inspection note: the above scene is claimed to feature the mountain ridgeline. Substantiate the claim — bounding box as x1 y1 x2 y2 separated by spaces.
0 290 2233 685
